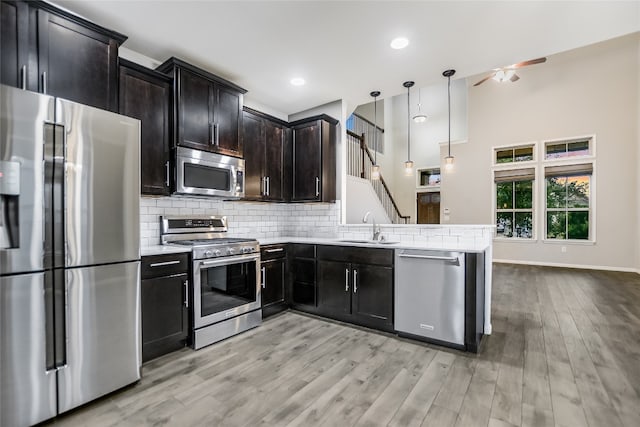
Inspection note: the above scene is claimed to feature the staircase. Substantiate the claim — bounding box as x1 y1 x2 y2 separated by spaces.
346 128 410 224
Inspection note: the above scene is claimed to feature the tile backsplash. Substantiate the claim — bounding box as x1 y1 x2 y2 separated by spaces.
140 196 494 249
140 196 340 247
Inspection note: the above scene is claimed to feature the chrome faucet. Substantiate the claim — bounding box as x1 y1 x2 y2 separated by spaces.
363 211 381 241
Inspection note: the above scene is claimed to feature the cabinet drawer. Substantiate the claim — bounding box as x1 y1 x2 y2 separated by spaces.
260 244 287 261
317 245 393 267
289 243 315 258
141 253 189 279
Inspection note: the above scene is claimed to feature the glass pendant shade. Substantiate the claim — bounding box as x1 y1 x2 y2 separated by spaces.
444 155 454 171
371 164 380 180
404 160 414 176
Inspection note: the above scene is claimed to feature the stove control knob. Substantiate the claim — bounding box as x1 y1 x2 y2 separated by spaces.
213 249 222 257
205 250 213 257
227 247 235 255
242 247 251 254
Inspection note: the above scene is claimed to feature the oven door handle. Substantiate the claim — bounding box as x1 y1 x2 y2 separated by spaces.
198 253 260 267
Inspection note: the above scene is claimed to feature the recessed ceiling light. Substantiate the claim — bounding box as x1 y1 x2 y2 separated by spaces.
390 37 409 50
290 77 305 86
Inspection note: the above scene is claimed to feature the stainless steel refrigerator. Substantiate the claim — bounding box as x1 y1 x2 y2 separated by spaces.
0 84 141 426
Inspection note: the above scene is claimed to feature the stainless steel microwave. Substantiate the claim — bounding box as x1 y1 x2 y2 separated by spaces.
176 147 245 198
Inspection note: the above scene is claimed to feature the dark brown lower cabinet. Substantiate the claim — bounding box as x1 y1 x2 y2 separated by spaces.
261 244 287 318
141 253 190 362
315 245 394 332
289 244 317 309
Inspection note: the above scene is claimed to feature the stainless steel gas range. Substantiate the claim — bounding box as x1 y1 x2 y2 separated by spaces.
160 216 261 349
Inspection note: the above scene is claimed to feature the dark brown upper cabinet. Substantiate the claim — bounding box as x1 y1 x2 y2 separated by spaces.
119 59 172 195
1 1 126 112
242 108 290 202
290 115 337 202
156 58 246 158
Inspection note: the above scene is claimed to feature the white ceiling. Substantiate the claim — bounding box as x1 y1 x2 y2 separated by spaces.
54 1 639 116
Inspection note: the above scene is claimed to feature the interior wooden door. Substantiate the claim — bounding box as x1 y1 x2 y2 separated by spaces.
417 192 440 224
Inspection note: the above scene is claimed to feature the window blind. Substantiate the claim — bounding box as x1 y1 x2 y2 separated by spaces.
494 168 535 183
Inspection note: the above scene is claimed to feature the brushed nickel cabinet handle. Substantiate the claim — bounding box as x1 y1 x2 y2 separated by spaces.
149 260 180 267
21 65 27 90
315 177 320 197
165 161 170 187
183 280 189 308
353 269 358 293
345 268 349 292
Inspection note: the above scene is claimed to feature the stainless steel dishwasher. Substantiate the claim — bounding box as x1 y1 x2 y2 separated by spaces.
394 249 466 347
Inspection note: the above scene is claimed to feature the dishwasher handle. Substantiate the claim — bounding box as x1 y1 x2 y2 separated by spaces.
398 253 459 263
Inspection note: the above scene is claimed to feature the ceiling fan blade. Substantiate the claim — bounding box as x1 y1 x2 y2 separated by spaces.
473 73 495 86
509 74 520 82
511 57 547 69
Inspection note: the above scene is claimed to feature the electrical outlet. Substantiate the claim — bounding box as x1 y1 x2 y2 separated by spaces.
561 246 567 253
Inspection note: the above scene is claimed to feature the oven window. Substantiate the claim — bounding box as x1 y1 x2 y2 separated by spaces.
184 163 230 190
199 261 257 316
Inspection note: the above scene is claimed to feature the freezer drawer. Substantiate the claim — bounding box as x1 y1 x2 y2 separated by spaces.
394 250 465 346
57 262 141 413
0 272 57 426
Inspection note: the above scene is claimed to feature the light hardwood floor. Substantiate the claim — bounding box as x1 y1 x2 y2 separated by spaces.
48 264 640 427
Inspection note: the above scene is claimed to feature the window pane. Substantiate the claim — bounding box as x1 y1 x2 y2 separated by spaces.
567 140 589 157
496 212 514 237
567 211 589 239
514 180 533 209
546 143 566 159
566 176 589 208
546 177 566 208
496 149 513 163
514 212 533 238
496 182 513 209
547 212 567 239
514 147 533 162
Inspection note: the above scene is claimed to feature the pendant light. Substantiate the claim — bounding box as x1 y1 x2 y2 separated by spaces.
370 91 381 180
443 69 456 171
403 81 415 176
413 87 427 123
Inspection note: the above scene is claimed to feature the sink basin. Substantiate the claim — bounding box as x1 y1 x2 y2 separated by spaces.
338 239 399 245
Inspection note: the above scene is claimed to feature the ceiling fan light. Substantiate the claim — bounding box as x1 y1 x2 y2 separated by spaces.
493 69 516 83
413 114 427 123
404 160 414 176
371 164 381 180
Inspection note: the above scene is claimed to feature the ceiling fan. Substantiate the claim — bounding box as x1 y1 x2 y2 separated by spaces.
473 57 547 86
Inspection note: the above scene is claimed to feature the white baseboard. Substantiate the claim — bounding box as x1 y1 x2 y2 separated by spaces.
493 258 640 274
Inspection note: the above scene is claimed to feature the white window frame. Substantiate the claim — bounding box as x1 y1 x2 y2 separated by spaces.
492 141 537 167
492 142 538 242
541 135 596 244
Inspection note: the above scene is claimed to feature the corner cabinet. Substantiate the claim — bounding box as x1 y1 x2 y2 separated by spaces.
290 115 337 202
156 57 246 158
316 245 394 332
141 253 190 363
119 59 172 195
1 1 126 112
242 108 291 201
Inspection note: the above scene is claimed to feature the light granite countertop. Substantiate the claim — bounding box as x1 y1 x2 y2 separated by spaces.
258 237 489 253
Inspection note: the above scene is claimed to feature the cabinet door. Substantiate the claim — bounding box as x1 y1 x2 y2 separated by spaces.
141 273 188 362
119 64 171 195
292 122 321 201
264 120 285 201
178 68 213 151
213 84 242 157
36 10 119 111
351 264 393 331
317 259 351 317
262 259 285 306
242 112 265 199
0 1 29 89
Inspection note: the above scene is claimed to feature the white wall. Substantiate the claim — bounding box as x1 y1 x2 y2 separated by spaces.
441 33 640 271
389 79 468 223
637 37 640 272
345 176 391 224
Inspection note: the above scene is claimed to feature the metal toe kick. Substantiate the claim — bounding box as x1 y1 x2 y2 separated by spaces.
193 310 262 350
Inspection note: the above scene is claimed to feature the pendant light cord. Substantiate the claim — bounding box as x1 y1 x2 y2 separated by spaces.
447 74 451 157
407 85 411 160
373 96 377 165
